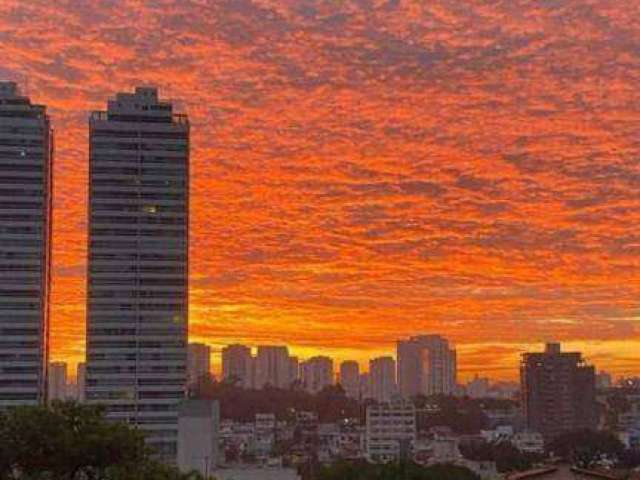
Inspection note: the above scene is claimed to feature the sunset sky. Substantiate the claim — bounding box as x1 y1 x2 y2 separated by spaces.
1 0 639 380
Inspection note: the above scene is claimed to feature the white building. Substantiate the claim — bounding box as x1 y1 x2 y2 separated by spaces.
300 356 334 394
0 82 53 408
369 356 397 403
188 343 211 389
86 87 189 461
222 344 254 388
255 413 277 455
178 399 219 476
397 335 457 398
365 400 417 463
512 431 544 454
339 361 360 399
48 362 68 401
255 346 294 389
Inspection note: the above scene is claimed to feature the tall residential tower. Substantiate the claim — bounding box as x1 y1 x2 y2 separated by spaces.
0 82 53 408
86 87 189 460
521 343 596 440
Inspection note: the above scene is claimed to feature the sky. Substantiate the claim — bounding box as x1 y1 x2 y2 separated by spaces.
1 0 639 380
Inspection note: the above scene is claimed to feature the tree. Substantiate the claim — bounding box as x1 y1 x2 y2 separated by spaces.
546 429 625 469
459 439 541 473
313 460 480 480
0 401 208 480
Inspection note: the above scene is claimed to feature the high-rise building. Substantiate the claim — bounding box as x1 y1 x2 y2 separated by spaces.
300 356 334 394
289 356 299 385
221 344 254 389
369 356 397 402
48 362 68 401
187 343 211 389
86 87 189 460
397 335 456 398
521 343 597 440
0 82 53 408
360 372 372 400
76 362 86 402
254 346 292 389
339 361 360 399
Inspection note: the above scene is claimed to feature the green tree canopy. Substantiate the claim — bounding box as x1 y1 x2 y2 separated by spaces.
0 401 207 480
313 460 480 480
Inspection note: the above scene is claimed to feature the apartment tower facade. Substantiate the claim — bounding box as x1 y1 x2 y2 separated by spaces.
521 343 596 440
86 87 189 459
397 335 457 398
0 82 53 408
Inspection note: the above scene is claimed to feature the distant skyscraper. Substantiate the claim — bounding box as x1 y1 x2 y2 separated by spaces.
360 372 372 400
466 375 490 399
187 343 211 389
289 356 299 384
0 82 53 408
86 87 189 460
222 344 254 388
339 361 360 399
369 356 397 402
521 343 597 440
300 356 334 394
397 335 456 398
48 362 68 401
255 346 293 389
76 362 86 402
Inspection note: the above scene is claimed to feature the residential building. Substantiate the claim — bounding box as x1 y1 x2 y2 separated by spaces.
187 343 211 389
254 346 293 389
512 431 545 454
339 361 360 399
365 400 417 463
360 372 372 400
177 399 219 476
466 375 490 399
0 81 53 408
48 361 68 401
300 356 333 394
397 335 456 398
76 362 86 402
221 344 254 388
369 356 396 403
254 413 277 455
86 87 189 460
520 342 596 440
289 356 299 384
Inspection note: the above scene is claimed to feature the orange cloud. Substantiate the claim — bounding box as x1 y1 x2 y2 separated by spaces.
1 0 638 380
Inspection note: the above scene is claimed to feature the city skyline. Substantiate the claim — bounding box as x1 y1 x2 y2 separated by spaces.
1 1 639 381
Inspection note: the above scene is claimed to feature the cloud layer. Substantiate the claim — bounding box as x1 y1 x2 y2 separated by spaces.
2 0 638 378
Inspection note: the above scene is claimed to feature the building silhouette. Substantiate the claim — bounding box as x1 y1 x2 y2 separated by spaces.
300 356 333 394
0 81 53 408
397 335 456 398
369 356 397 402
521 343 597 440
254 346 294 389
187 343 211 389
339 360 360 399
48 361 68 401
85 87 189 460
222 344 254 388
